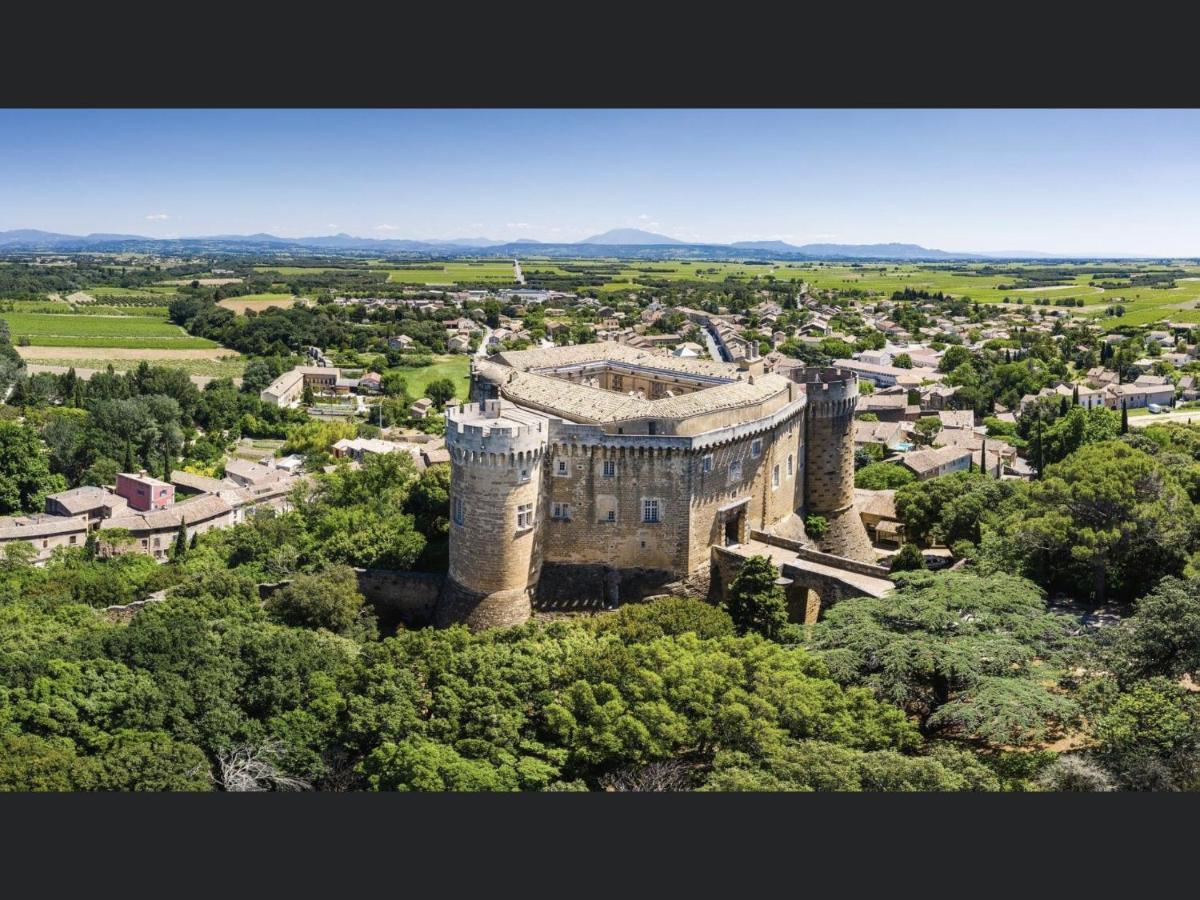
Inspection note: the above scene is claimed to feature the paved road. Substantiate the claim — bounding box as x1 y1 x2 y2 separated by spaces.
474 326 493 358
513 259 525 285
701 325 726 362
1129 408 1200 428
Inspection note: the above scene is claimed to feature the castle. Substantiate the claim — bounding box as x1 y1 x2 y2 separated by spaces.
437 342 872 629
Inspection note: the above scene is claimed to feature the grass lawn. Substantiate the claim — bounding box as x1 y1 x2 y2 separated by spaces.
387 355 472 401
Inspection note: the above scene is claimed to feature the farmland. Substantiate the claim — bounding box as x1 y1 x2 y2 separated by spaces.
1 311 219 348
377 260 517 285
217 292 298 313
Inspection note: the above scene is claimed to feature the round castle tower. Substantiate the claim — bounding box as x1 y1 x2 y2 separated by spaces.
795 367 875 563
437 399 548 630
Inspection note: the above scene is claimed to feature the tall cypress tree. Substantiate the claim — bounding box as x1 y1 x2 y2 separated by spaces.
1072 384 1080 406
172 522 188 560
1121 399 1129 434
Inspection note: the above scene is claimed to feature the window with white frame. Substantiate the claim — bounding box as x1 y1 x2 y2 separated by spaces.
452 496 465 526
702 454 713 474
552 502 570 520
729 458 742 482
751 438 763 458
642 498 660 523
772 464 780 488
603 459 616 478
516 503 533 530
555 459 569 476
787 454 794 477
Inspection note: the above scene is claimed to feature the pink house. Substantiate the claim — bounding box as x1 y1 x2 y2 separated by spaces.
115 471 174 512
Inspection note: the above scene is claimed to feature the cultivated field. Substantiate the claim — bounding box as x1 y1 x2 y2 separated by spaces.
217 293 298 313
16 346 246 381
0 311 218 349
378 260 517 285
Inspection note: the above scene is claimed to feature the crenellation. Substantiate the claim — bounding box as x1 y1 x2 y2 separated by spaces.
438 346 874 630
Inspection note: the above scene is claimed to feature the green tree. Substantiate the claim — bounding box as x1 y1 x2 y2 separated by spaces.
913 416 942 447
890 543 926 571
1110 576 1200 684
0 421 68 514
724 555 789 640
855 462 915 490
424 378 458 410
265 565 368 635
809 571 1078 745
982 441 1197 602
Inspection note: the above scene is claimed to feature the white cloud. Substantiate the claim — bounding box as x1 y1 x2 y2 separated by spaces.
505 222 533 229
144 213 170 221
637 214 651 221
375 224 398 231
327 223 338 229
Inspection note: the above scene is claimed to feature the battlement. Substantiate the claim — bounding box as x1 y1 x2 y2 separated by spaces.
791 366 859 415
446 400 550 456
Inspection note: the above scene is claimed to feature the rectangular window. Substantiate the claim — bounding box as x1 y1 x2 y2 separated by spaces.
69 535 77 545
606 509 616 522
702 454 713 474
642 498 660 524
772 464 780 489
452 496 465 526
603 459 616 478
751 438 763 458
729 459 742 482
519 469 530 483
787 454 794 477
516 503 533 530
552 502 570 520
555 459 569 476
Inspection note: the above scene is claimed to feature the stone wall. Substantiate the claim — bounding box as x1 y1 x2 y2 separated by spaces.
533 561 677 610
355 568 443 628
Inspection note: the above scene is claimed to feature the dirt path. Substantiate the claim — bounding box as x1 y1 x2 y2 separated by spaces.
16 346 240 361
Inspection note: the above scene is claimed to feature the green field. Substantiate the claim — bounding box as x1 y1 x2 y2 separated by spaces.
379 260 517 285
87 285 181 298
386 356 472 401
1 311 218 349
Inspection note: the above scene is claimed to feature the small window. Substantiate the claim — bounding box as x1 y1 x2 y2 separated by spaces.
702 454 713 474
519 468 530 483
729 459 742 482
642 498 660 524
556 459 569 476
69 535 77 545
751 438 763 458
552 502 570 520
452 496 465 526
606 509 616 522
787 454 794 477
42 540 48 549
603 460 616 478
772 464 780 488
516 503 533 530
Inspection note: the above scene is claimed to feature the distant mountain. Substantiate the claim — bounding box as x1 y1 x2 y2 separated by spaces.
580 228 685 245
0 228 1158 260
730 240 803 252
792 242 970 260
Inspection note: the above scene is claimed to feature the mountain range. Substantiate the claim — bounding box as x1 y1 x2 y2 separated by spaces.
0 228 1155 261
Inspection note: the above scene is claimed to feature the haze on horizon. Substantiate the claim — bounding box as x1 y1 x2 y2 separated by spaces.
1 108 1198 257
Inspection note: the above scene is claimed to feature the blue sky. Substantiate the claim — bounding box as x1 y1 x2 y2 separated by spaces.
1 109 1198 255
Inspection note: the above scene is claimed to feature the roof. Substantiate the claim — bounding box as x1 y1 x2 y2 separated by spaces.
0 514 89 541
223 458 284 485
854 420 903 444
45 486 122 514
899 446 972 475
102 494 232 533
854 488 898 520
936 410 975 430
474 345 795 427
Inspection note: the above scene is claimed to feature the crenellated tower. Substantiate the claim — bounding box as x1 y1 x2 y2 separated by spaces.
794 367 875 563
436 399 548 630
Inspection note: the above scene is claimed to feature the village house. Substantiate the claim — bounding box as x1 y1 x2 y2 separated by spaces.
899 446 973 481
